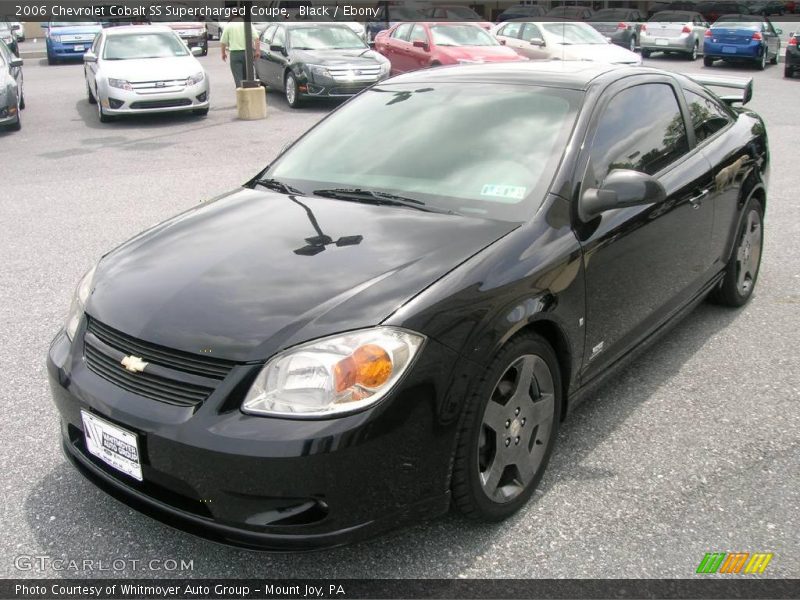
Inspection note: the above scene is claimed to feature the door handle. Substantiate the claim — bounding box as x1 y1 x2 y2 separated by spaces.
688 188 709 209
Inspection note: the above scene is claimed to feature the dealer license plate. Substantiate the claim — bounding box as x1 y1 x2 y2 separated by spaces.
723 46 737 54
655 38 669 46
81 410 142 481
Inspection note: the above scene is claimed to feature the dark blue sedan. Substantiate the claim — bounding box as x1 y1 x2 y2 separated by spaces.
703 14 782 68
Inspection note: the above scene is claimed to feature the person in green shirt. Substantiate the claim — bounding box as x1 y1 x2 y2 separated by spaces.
220 18 260 88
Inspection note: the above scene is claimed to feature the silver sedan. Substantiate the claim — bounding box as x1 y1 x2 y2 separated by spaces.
83 25 210 123
640 11 710 60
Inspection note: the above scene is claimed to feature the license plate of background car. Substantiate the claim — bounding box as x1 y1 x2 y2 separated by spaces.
81 410 143 481
723 46 737 53
656 39 669 46
74 45 84 51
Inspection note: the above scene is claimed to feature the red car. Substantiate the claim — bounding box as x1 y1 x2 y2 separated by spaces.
375 22 525 75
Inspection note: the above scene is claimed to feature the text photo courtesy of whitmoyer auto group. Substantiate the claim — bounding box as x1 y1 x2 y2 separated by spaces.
0 0 798 598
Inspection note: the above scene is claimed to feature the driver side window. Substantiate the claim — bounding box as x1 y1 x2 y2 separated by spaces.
587 83 690 187
272 27 286 48
409 24 427 44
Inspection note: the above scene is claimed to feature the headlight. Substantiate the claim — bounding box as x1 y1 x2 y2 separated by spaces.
242 327 425 417
108 78 133 91
49 34 61 42
65 265 97 341
308 64 330 79
186 71 205 85
378 60 390 75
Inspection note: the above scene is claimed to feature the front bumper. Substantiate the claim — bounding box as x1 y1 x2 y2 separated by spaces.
47 40 94 59
784 46 800 67
100 81 210 115
175 34 207 49
302 72 389 98
0 102 19 124
47 325 457 550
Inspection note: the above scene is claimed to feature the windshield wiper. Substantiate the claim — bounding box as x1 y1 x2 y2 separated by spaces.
253 177 305 195
312 188 454 214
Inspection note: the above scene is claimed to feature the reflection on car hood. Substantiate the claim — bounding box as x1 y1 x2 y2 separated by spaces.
555 43 641 63
88 188 517 362
100 56 202 81
292 48 384 66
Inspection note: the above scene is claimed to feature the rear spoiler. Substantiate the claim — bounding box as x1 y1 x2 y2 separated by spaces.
682 74 753 106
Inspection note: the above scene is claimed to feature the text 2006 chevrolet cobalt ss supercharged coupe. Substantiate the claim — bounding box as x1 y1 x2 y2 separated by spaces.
48 62 768 550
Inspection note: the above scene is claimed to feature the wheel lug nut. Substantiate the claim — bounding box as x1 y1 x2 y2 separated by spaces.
515 436 520 445
505 438 511 447
514 407 520 416
505 420 511 429
521 418 526 426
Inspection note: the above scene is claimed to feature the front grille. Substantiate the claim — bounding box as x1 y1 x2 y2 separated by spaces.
129 98 193 110
84 318 236 407
131 79 188 91
327 65 382 82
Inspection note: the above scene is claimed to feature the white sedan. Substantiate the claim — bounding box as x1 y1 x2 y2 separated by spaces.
493 20 642 65
83 25 210 123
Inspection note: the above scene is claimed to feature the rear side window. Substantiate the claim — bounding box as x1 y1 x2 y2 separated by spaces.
683 90 731 142
588 83 690 184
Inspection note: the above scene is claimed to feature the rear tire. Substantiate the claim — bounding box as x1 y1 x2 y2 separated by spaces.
688 42 698 60
710 197 764 307
452 334 561 522
756 50 767 70
641 48 651 58
704 55 714 66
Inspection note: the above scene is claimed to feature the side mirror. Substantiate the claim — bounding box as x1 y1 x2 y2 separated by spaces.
529 37 545 46
269 44 286 54
579 169 666 221
499 38 507 45
83 51 97 63
10 57 23 67
191 46 203 56
412 40 430 50
775 28 783 35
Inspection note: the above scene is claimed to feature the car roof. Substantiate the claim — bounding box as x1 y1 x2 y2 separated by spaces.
714 13 765 20
103 25 175 35
384 61 634 91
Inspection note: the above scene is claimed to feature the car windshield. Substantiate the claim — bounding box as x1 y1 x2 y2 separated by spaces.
289 26 366 50
430 25 498 46
542 22 608 44
49 21 99 27
445 6 482 19
393 8 424 19
649 11 693 21
714 16 761 26
263 83 582 222
103 33 189 59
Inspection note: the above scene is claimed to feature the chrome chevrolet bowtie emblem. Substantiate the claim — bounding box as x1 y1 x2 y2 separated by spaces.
121 355 148 373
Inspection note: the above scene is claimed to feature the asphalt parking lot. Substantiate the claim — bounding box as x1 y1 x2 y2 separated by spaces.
1 51 798 579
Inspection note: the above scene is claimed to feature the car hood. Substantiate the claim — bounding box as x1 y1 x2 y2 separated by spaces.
291 48 384 66
87 188 517 362
100 56 202 81
558 43 641 64
437 45 523 62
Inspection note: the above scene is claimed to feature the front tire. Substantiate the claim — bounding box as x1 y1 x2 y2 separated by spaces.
97 95 113 123
87 80 96 104
452 334 561 521
629 36 637 52
710 197 764 307
285 72 301 109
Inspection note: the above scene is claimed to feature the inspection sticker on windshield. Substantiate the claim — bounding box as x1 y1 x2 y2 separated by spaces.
480 184 527 202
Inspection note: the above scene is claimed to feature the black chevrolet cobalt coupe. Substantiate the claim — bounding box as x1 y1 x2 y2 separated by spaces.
48 62 768 550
